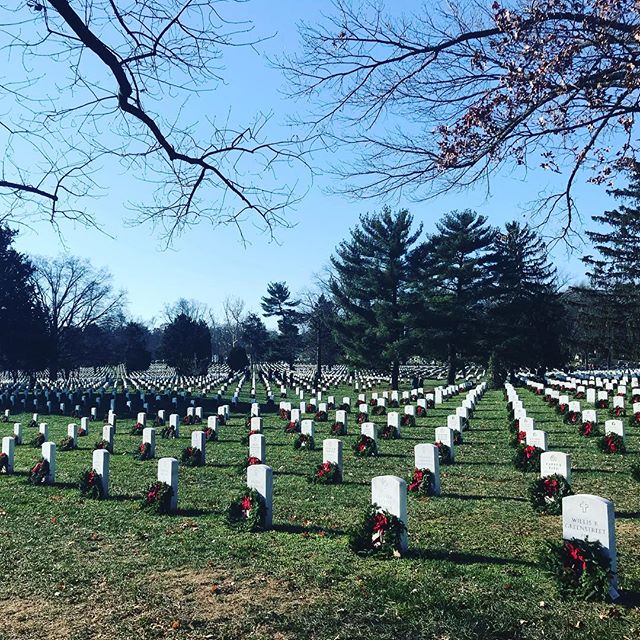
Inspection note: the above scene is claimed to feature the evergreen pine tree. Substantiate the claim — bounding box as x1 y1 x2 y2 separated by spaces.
241 313 270 364
160 313 211 375
330 207 421 389
580 165 640 363
0 226 50 376
487 222 566 378
413 209 495 384
260 281 300 365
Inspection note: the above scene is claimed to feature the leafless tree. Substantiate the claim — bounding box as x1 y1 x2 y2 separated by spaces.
0 0 308 240
283 0 640 238
32 255 126 377
222 295 246 345
163 297 209 323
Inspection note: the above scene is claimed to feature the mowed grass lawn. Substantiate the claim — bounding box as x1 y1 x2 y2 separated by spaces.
0 384 639 640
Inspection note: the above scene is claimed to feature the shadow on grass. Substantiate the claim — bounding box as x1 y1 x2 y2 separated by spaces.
53 481 80 490
461 461 513 467
208 462 239 469
272 522 346 536
405 547 535 567
574 467 624 475
618 589 640 609
441 492 527 503
275 469 311 478
615 510 640 519
176 507 223 517
110 493 140 502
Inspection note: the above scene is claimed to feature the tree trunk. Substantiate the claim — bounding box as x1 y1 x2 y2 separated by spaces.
447 343 457 385
315 327 322 388
391 359 399 391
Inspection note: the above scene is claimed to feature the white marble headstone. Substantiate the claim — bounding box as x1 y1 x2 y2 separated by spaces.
434 426 455 461
191 431 206 464
371 475 408 552
143 427 156 457
92 448 110 497
562 494 618 599
1 436 15 473
413 443 441 495
361 422 377 441
540 451 571 483
247 464 273 528
526 429 548 451
323 438 343 472
605 419 625 440
42 442 56 484
157 457 178 512
249 433 266 462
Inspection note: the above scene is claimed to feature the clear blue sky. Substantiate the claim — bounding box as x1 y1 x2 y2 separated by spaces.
9 0 616 324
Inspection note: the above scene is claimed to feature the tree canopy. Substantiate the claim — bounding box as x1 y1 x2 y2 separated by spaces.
284 0 640 235
330 207 421 389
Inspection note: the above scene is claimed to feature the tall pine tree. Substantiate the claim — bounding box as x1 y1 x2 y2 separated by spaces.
260 281 300 365
580 165 640 363
330 207 421 389
412 209 495 384
487 222 566 379
0 226 50 377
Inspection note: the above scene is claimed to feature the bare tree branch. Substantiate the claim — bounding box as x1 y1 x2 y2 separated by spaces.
282 0 640 239
0 0 311 240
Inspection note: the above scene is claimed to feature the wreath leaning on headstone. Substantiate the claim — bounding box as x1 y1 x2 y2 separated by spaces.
579 420 599 438
309 461 342 485
27 458 49 485
180 446 204 467
349 504 406 558
353 435 378 457
58 436 76 451
284 421 300 434
161 425 177 439
400 414 415 427
130 422 145 436
599 433 626 455
294 433 315 450
513 443 542 472
380 425 399 440
141 481 173 514
30 433 45 448
540 538 613 601
226 488 267 532
203 427 218 442
528 474 573 515
94 439 113 454
78 469 105 500
599 433 627 453
134 442 153 461
407 468 435 497
331 421 347 436
435 441 453 465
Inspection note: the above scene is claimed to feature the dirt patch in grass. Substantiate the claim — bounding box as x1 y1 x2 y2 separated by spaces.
151 566 318 637
1 568 317 640
1 596 74 639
